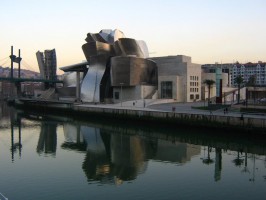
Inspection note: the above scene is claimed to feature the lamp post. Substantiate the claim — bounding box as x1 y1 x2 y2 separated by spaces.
142 82 146 107
120 83 124 107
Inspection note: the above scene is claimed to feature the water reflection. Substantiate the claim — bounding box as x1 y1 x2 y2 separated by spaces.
37 121 57 155
4 105 266 186
214 148 222 181
63 124 158 184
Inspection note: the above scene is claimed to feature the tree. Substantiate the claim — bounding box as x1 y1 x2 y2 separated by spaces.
247 75 256 86
235 75 244 104
203 79 215 107
246 75 256 104
202 146 214 165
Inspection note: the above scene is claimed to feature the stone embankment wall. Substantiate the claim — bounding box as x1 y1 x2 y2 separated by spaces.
73 106 266 133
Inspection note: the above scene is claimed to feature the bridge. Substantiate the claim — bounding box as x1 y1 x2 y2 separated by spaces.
0 77 63 83
0 46 63 99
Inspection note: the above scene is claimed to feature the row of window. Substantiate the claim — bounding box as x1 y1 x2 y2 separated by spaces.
190 94 200 100
190 76 199 81
190 82 199 87
190 88 199 92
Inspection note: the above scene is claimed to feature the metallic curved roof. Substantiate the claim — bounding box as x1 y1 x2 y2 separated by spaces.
60 62 89 72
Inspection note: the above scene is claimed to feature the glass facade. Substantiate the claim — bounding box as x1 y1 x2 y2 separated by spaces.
161 81 173 98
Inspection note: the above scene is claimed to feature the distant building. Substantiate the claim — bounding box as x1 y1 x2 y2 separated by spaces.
36 49 57 81
202 63 248 103
232 62 266 86
202 62 266 87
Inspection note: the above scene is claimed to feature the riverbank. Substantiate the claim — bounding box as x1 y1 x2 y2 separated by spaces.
12 98 266 134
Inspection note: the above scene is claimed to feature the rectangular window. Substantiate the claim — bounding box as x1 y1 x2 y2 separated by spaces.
161 81 173 98
114 92 119 99
196 94 199 99
190 94 194 99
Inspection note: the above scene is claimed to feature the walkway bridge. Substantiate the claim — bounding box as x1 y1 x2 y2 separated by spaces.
0 77 63 83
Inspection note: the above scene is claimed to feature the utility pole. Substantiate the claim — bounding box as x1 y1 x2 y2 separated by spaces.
18 49 21 78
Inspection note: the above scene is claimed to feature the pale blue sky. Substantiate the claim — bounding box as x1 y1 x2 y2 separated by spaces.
1 0 266 73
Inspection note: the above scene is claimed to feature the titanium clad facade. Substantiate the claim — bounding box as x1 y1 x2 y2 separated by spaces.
79 29 156 103
111 56 157 86
114 38 145 58
60 29 202 103
80 55 110 102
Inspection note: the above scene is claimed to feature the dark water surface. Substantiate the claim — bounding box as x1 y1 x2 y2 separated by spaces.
0 103 266 200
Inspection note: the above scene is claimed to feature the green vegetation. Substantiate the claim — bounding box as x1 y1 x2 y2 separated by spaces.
203 79 215 107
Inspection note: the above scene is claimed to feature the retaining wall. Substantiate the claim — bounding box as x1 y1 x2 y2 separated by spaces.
73 105 266 133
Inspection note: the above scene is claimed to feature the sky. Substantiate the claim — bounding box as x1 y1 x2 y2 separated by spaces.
0 0 266 74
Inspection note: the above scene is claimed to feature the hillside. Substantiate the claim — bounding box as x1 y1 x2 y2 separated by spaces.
0 66 40 79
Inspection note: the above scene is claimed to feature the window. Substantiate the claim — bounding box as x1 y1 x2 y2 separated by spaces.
161 81 173 98
196 94 199 99
190 94 194 99
114 92 119 99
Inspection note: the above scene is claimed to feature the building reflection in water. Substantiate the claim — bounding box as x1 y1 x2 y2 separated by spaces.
36 121 57 155
215 148 222 181
5 109 266 185
62 123 201 185
81 126 155 184
153 140 200 164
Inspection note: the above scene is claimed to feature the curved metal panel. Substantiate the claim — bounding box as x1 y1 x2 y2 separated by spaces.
85 33 106 43
111 56 157 86
82 41 114 59
79 29 156 103
114 38 144 58
137 40 149 58
80 55 107 102
109 29 125 43
63 72 78 87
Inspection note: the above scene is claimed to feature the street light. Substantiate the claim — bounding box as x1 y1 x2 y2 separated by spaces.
120 83 124 107
141 82 146 107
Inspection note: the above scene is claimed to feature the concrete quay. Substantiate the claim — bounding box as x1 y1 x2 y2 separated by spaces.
71 100 266 133
14 98 266 133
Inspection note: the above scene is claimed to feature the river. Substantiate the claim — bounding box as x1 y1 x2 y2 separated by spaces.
0 103 265 200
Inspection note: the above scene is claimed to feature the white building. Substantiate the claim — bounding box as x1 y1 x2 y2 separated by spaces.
151 55 201 102
232 62 266 86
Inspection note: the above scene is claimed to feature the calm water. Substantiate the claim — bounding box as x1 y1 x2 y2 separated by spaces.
0 103 266 200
